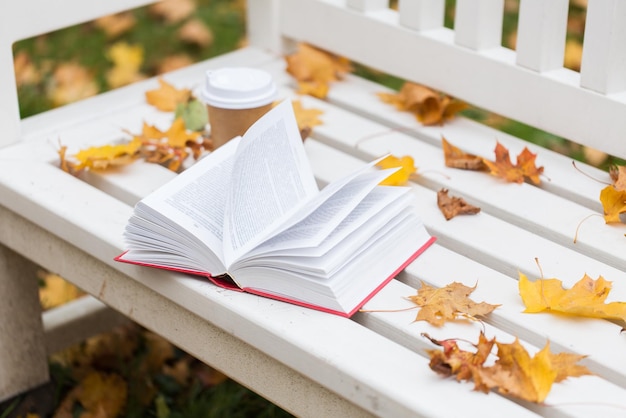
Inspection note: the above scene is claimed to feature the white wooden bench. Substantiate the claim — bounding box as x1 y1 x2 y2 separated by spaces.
2 0 626 416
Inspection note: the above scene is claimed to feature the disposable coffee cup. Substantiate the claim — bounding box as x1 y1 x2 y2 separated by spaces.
200 67 277 149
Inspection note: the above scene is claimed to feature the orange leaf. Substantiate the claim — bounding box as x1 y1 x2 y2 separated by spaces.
482 142 544 185
94 12 136 38
285 43 352 98
441 136 486 170
378 82 466 126
410 281 498 326
426 333 591 403
519 272 626 321
375 154 417 186
145 78 192 112
437 188 481 221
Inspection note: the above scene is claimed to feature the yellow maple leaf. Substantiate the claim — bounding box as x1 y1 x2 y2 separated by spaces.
289 100 324 140
600 185 626 224
375 154 417 186
106 41 145 88
518 272 626 321
72 137 142 171
164 117 201 148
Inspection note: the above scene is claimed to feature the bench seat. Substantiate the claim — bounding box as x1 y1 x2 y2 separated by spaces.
2 42 626 417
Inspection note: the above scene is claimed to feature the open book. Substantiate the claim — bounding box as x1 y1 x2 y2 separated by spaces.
116 100 435 317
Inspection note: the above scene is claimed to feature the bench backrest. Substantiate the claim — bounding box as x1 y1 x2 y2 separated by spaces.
3 0 626 160
0 0 155 148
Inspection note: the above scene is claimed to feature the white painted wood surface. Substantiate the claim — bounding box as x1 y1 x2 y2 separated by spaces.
398 0 445 31
3 0 626 415
454 0 505 50
516 0 569 71
580 0 626 94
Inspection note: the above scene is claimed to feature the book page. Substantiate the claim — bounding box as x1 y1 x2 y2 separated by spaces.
138 136 241 265
223 100 319 265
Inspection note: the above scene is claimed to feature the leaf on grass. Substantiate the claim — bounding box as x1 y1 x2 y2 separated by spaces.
178 19 214 47
94 12 137 38
441 136 486 171
56 371 128 418
146 78 192 112
38 271 83 310
375 154 417 186
482 142 544 185
409 281 498 326
519 272 626 322
437 188 481 221
285 43 352 99
106 42 146 88
14 51 41 87
149 0 196 23
425 333 591 403
48 62 99 107
378 82 467 126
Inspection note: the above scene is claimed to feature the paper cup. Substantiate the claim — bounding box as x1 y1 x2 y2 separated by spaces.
200 67 277 148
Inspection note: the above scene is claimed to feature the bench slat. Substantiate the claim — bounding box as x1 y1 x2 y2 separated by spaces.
454 0 505 50
398 0 445 31
516 0 569 72
580 0 626 94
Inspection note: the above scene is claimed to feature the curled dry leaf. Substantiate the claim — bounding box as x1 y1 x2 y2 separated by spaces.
285 43 352 99
375 154 417 186
441 136 486 171
519 272 626 322
409 281 498 326
437 188 481 221
378 82 467 126
483 141 544 185
425 332 591 403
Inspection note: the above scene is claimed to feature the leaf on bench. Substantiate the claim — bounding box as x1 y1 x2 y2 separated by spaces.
424 332 591 403
483 142 544 185
437 188 481 221
377 82 467 126
519 272 626 322
375 154 417 186
285 43 352 99
442 137 487 171
409 281 498 326
146 78 192 112
599 165 626 223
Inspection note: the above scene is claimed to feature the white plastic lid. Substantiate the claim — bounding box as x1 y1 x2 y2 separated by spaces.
200 67 277 109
